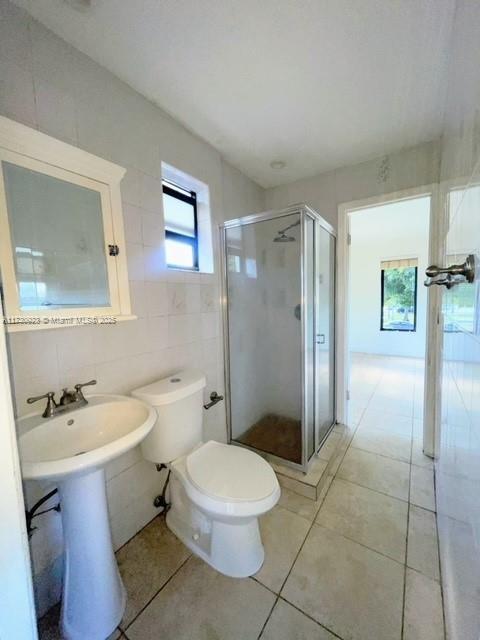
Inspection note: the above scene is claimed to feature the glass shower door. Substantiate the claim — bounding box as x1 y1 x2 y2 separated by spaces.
224 213 305 465
315 223 335 446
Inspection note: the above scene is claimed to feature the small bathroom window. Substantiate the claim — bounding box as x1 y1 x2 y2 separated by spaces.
161 162 214 274
163 180 199 271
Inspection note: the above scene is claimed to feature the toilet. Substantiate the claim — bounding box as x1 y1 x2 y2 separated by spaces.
132 369 280 578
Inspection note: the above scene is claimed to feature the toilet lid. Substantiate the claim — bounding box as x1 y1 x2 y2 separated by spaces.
186 441 278 502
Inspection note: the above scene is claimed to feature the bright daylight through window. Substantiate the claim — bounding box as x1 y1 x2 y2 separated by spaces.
380 258 418 331
163 179 198 270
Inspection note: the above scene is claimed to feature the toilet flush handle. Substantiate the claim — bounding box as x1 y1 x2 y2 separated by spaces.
204 391 224 410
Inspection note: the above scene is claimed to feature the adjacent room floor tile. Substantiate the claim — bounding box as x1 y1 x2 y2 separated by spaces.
277 486 322 521
127 556 276 640
282 524 404 640
116 516 191 627
260 599 337 640
358 409 413 437
337 448 410 501
316 478 408 562
403 568 445 640
351 426 412 462
407 505 440 581
410 465 436 511
255 506 311 592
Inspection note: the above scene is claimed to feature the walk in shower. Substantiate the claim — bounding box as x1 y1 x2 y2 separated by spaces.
221 205 336 472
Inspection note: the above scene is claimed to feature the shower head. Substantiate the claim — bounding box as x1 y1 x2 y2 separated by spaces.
273 219 300 242
273 233 296 242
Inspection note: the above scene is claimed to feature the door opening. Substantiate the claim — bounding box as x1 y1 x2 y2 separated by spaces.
337 187 437 459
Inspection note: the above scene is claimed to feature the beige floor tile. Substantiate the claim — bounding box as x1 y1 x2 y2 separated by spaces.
282 525 404 640
277 487 322 521
410 465 436 511
260 599 337 640
407 505 440 581
127 556 276 640
351 427 412 463
316 478 408 562
411 439 434 469
255 506 311 592
337 448 410 501
116 516 191 627
404 568 445 640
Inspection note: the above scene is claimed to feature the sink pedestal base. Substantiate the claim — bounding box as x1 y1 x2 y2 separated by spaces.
58 468 126 640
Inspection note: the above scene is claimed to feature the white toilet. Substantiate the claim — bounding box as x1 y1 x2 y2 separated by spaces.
132 369 280 578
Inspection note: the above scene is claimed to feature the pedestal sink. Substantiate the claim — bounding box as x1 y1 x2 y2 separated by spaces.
17 394 156 640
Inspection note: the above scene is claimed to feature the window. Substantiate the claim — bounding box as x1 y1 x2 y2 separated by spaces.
163 179 198 270
380 258 418 331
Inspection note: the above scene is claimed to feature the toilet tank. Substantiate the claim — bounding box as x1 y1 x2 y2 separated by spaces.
132 370 206 464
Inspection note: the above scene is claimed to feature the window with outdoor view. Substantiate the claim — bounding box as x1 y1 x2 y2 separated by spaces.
163 179 198 270
380 258 418 331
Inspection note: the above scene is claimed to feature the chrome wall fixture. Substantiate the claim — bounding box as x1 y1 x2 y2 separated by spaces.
424 254 476 289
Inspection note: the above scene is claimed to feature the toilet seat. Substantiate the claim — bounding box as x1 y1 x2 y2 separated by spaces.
186 441 278 502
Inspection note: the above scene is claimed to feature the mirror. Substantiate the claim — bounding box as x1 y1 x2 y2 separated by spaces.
3 162 110 310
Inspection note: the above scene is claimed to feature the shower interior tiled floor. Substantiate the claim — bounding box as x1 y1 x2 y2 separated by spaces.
237 413 302 464
40 353 444 640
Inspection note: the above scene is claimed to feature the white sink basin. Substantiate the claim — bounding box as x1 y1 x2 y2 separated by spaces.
17 393 156 640
18 394 156 481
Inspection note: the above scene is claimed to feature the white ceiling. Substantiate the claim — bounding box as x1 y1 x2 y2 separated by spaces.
15 0 455 187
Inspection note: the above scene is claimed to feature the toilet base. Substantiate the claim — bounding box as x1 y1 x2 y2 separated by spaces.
166 472 265 578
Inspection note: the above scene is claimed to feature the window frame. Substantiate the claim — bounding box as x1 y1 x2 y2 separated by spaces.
380 264 418 332
162 180 199 271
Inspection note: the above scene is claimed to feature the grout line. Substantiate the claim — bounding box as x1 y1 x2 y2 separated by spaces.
256 594 279 639
266 410 361 640
401 452 413 639
121 553 192 632
277 597 346 640
312 519 407 567
433 461 447 639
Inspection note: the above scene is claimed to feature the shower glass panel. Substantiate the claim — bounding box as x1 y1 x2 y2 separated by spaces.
222 205 336 472
224 213 304 464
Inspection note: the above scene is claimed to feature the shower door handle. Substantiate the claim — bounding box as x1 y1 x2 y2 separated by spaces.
316 334 326 345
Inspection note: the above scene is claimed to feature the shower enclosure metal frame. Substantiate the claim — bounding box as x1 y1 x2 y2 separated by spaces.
220 204 336 472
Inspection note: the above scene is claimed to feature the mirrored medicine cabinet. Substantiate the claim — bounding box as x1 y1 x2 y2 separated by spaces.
0 116 132 331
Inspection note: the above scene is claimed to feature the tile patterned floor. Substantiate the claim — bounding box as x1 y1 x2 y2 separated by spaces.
39 354 444 640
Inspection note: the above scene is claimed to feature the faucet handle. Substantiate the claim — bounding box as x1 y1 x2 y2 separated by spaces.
74 379 97 401
27 391 56 405
27 391 57 418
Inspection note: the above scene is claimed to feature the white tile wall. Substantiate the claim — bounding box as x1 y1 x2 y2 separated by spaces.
0 0 265 617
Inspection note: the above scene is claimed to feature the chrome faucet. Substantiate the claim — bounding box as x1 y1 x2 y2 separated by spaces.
27 380 97 418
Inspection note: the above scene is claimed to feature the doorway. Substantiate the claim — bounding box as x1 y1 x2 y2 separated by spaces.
337 187 437 452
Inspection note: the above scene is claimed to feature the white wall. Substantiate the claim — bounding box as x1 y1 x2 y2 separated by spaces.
265 141 440 230
349 198 430 358
0 0 265 617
